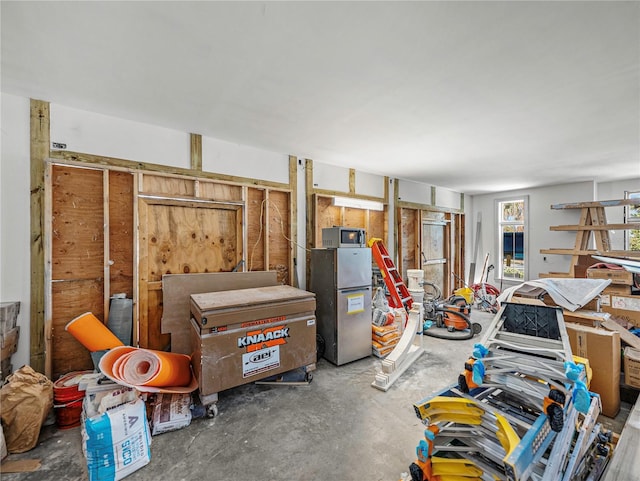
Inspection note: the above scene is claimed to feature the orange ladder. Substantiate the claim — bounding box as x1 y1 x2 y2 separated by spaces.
369 238 413 311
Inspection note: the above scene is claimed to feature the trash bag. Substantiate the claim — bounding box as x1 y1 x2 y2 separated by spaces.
0 365 53 453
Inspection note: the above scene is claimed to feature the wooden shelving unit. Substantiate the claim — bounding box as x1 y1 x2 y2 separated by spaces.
540 199 640 278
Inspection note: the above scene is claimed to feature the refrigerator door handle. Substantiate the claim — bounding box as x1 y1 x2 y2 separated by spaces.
340 287 370 294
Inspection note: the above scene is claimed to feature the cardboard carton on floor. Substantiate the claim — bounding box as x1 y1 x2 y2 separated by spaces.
624 346 640 389
565 322 620 418
600 293 640 327
587 267 634 285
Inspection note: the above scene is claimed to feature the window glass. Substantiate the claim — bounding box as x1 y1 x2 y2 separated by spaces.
498 199 525 280
626 191 640 251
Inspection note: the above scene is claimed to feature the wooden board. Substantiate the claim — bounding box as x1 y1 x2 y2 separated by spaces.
0 327 19 361
601 318 640 351
268 190 290 284
368 209 386 244
50 165 105 378
0 459 42 473
51 279 102 378
400 208 418 278
247 188 266 271
51 165 104 280
108 171 134 297
139 199 242 350
161 271 277 354
603 394 640 481
315 196 340 247
142 175 194 196
199 182 243 202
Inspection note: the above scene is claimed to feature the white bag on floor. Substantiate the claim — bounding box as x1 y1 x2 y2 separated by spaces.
82 398 151 481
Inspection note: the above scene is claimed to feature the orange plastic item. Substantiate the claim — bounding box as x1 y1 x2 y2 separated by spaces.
98 345 197 393
65 312 124 352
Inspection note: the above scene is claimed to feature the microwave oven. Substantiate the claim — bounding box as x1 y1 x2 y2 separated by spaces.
322 227 366 248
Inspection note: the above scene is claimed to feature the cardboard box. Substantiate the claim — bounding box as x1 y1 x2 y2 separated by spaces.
587 267 634 285
600 293 640 327
602 284 632 296
624 346 640 389
565 323 621 417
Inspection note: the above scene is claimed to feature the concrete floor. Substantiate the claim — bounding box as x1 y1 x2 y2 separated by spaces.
1 310 633 481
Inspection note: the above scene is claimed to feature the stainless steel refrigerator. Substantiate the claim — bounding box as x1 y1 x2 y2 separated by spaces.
310 247 372 365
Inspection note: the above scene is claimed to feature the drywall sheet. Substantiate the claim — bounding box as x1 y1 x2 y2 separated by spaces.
398 179 431 205
356 171 385 198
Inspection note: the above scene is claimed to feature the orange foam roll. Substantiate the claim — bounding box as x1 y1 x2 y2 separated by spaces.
65 312 124 352
99 345 196 393
119 349 192 387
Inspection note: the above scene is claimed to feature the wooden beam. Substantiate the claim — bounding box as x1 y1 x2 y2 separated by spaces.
550 223 639 231
190 133 202 171
50 150 290 190
551 199 638 209
349 168 356 194
289 156 298 286
431 186 436 206
305 159 314 287
311 187 386 203
30 99 49 375
396 199 464 214
394 179 401 267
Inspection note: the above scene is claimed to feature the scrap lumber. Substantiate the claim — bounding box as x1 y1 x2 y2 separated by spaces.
600 318 640 351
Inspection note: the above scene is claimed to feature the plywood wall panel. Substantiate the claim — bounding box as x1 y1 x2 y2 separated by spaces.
199 182 243 202
51 279 103 378
51 165 104 280
368 210 386 243
247 188 265 272
401 208 418 278
315 197 340 247
268 190 290 284
145 204 240 281
342 208 366 229
109 171 134 297
142 175 194 196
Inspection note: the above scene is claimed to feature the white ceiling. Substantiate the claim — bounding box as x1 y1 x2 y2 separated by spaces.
2 1 639 195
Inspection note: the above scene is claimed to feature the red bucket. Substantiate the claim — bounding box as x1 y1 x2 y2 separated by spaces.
53 371 91 429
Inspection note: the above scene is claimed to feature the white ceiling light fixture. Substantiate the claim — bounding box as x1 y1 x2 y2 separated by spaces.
333 196 384 211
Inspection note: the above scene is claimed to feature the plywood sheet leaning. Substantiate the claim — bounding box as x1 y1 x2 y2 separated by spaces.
161 271 277 354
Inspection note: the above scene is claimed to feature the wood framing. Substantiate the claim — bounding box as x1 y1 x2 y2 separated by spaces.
30 99 49 374
190 133 202 171
40 147 296 372
50 150 290 190
289 156 298 287
395 181 465 296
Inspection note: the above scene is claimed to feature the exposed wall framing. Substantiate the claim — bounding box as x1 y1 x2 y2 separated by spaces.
37 127 297 376
30 99 49 374
304 159 389 286
394 180 465 296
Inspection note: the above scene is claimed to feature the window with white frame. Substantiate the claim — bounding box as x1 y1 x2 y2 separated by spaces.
625 191 640 251
497 198 527 280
